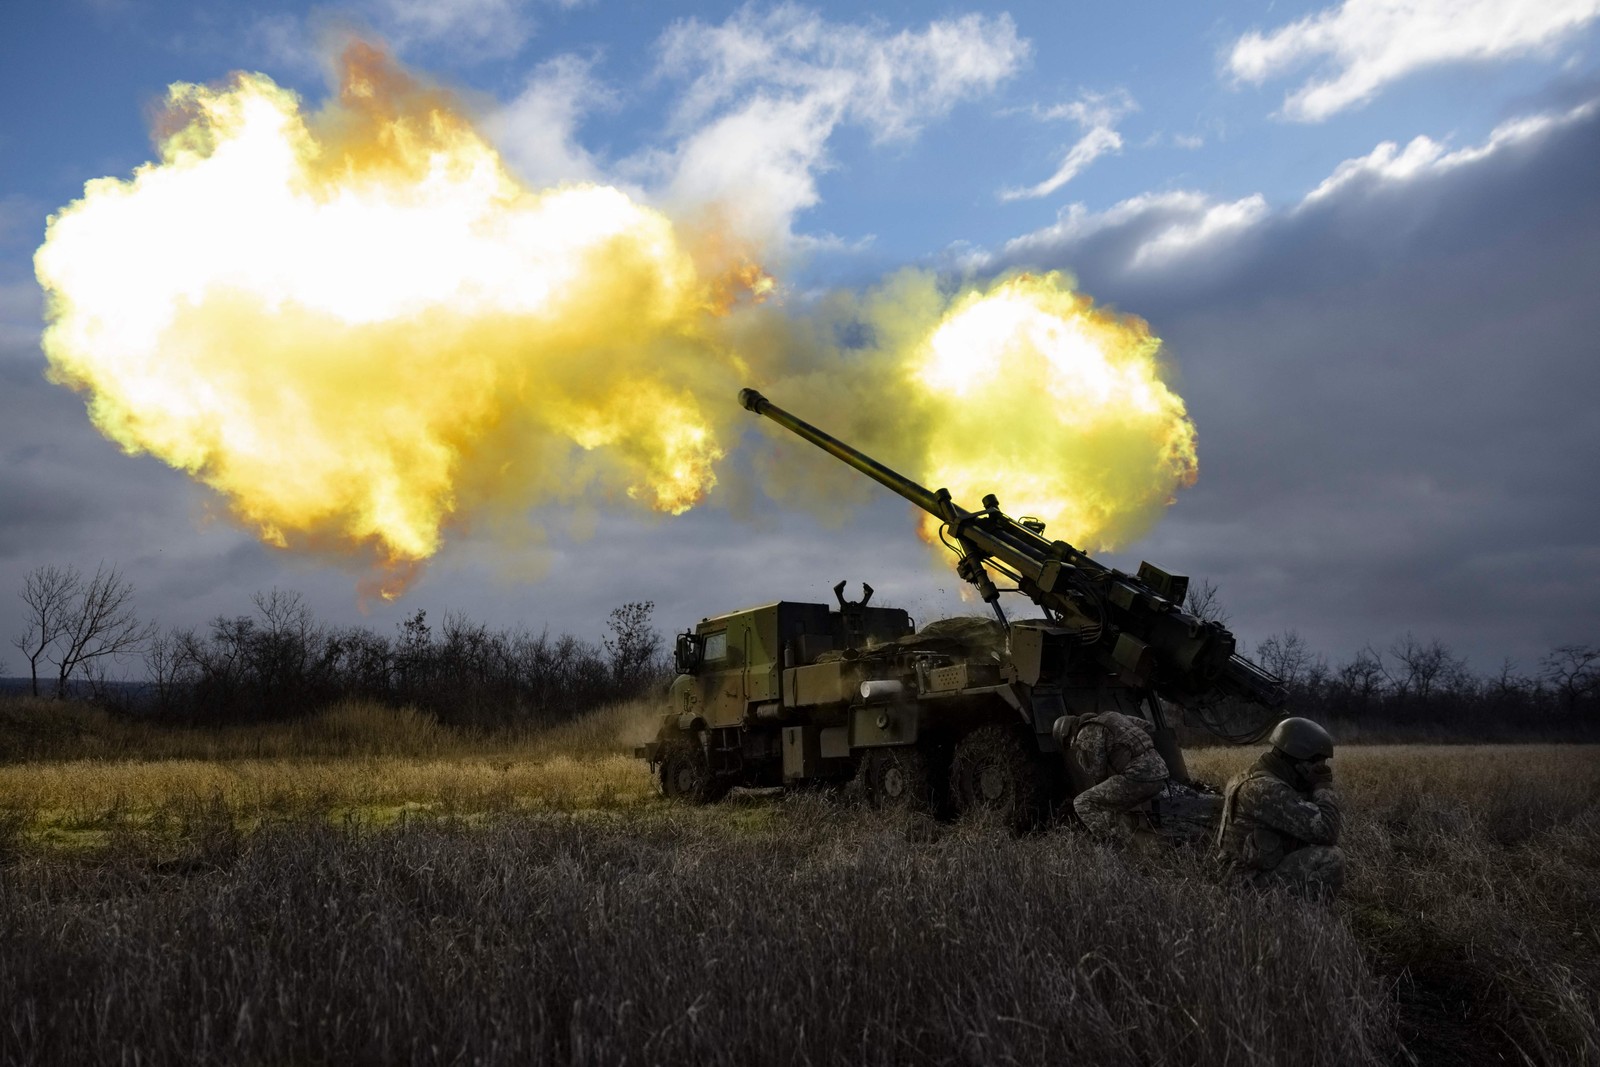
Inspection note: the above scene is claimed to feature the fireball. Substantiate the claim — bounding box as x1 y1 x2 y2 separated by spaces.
35 44 750 594
904 272 1198 552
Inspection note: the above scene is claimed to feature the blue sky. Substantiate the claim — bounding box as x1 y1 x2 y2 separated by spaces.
3 0 1599 677
7 1 1595 268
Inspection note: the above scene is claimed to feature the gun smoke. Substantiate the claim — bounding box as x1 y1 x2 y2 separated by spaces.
34 43 1198 598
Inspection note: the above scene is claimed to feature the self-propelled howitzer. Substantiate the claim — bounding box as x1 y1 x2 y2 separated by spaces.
738 387 1285 714
634 389 1286 830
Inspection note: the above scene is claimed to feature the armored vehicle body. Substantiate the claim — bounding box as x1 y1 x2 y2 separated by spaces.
636 389 1286 829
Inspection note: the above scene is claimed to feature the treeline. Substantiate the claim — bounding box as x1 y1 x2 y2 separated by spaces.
11 564 665 727
1248 630 1599 740
143 593 664 727
1171 580 1599 739
9 564 1599 738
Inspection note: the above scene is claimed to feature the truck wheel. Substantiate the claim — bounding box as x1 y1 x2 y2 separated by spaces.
861 747 942 814
950 725 1050 830
658 736 725 804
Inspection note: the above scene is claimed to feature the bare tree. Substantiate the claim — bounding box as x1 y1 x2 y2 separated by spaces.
605 601 662 688
11 564 85 697
1335 646 1387 711
394 609 433 701
1257 630 1313 687
1385 633 1466 705
1487 657 1531 708
1541 644 1599 715
1184 578 1230 627
145 627 197 711
49 564 155 698
254 588 313 638
251 588 320 699
328 626 392 700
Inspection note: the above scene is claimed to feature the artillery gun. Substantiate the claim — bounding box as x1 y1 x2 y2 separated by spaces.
636 388 1285 828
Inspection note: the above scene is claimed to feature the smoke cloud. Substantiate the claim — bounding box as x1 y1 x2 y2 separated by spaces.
35 45 1199 599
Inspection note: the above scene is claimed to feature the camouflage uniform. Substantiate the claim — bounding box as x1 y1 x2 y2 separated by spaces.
1216 753 1345 900
1069 711 1171 840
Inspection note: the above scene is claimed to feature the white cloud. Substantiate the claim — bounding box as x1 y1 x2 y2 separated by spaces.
1001 128 1121 202
244 13 323 76
1301 98 1600 202
648 5 1027 250
998 191 1268 272
1030 91 1133 129
991 94 1600 276
244 0 557 73
1228 0 1600 122
1000 89 1135 201
485 54 612 188
660 6 1025 141
658 95 842 250
362 0 542 61
1128 195 1268 267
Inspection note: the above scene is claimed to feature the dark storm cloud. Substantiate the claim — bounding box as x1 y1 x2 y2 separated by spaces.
988 99 1600 669
1 336 186 555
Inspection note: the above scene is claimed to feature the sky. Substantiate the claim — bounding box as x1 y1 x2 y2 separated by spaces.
2 0 1598 681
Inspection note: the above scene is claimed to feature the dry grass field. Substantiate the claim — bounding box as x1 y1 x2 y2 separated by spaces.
0 699 1596 1066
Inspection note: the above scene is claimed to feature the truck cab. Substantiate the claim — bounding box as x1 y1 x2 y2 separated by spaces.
667 597 913 732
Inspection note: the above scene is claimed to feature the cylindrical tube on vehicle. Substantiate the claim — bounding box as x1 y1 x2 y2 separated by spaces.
859 680 905 702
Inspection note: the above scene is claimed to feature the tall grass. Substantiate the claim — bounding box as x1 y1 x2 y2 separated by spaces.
2 696 1596 1065
0 803 1391 1067
0 695 660 763
0 696 661 845
0 754 654 833
1194 744 1600 1064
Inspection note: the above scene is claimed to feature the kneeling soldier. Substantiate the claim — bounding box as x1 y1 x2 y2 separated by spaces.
1053 711 1171 842
1216 717 1345 900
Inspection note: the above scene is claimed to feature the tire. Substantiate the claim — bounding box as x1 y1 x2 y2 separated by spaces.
657 735 727 804
950 724 1051 830
861 746 944 814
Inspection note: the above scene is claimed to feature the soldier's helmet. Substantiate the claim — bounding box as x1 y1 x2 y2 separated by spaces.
1051 714 1082 748
1269 717 1334 761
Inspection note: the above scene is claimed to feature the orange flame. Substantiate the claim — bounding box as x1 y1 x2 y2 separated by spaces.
906 272 1198 553
36 44 757 593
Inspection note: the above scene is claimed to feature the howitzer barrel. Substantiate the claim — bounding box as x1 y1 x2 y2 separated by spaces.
739 387 1101 593
739 389 952 518
740 386 1286 715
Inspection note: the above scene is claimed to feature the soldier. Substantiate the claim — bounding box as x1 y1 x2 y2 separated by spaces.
1052 711 1171 841
1216 717 1345 900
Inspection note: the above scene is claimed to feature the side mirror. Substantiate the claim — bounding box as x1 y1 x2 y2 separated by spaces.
674 631 704 675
